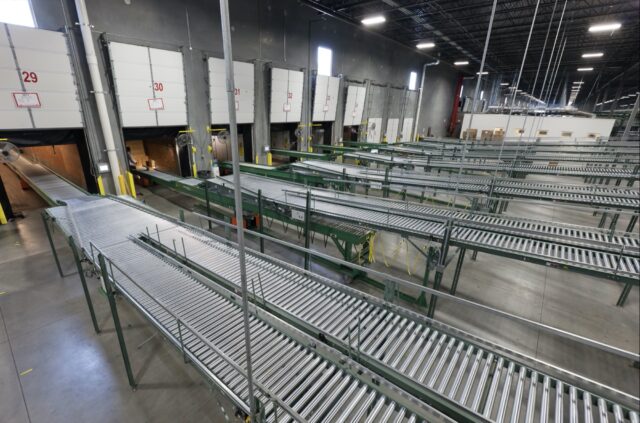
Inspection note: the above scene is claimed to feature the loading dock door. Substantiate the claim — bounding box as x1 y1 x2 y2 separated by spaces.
208 58 254 124
108 42 187 127
0 23 83 130
343 85 366 127
270 68 303 123
312 75 339 122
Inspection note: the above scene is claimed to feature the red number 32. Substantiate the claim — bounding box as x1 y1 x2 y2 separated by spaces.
22 71 38 83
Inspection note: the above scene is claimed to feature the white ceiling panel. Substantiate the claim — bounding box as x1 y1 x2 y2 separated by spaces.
1 24 82 130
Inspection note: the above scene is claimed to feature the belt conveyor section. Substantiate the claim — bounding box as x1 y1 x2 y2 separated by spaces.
374 145 640 164
47 197 441 422
344 152 640 180
145 217 640 422
292 161 640 211
135 168 183 184
210 175 639 284
413 139 638 152
7 156 88 204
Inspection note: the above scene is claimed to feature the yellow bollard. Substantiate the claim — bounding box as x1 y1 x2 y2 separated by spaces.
126 171 137 198
118 174 127 195
96 175 105 196
266 152 273 166
0 202 7 224
255 154 260 165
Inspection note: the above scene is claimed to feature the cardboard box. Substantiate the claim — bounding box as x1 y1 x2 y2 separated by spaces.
480 130 493 141
462 129 477 140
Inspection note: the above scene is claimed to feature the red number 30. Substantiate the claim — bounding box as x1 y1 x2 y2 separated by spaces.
153 82 164 91
22 71 38 83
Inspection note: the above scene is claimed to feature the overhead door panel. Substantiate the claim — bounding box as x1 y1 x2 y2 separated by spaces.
402 118 414 141
401 90 418 141
109 42 187 127
208 58 254 124
312 75 339 122
343 85 366 126
270 67 303 123
0 23 83 130
386 118 399 143
365 84 386 142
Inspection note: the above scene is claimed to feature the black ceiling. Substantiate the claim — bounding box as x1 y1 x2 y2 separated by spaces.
304 0 640 108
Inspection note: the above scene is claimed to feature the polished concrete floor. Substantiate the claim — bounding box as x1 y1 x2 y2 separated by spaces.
1 175 638 422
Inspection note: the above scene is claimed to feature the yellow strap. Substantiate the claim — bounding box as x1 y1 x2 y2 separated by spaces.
126 171 137 198
179 128 194 133
96 175 105 196
117 174 127 196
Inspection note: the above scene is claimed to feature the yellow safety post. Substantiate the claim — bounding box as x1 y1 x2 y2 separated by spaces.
255 154 260 165
117 174 127 195
0 202 8 224
266 152 273 166
191 146 198 177
96 175 105 196
307 145 313 153
126 171 137 198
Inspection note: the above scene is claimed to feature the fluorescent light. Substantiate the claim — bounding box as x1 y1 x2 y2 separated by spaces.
454 60 469 65
408 71 417 90
361 15 386 25
582 52 603 58
500 83 509 86
577 67 593 71
476 71 488 75
572 81 584 84
416 42 435 49
317 46 332 76
588 22 621 33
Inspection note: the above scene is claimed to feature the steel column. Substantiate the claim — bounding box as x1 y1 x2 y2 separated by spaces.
304 190 312 270
257 189 265 254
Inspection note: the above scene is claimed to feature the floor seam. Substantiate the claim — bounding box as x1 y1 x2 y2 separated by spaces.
0 305 33 423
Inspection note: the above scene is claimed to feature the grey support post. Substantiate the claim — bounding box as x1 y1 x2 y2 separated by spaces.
42 213 64 278
69 236 100 334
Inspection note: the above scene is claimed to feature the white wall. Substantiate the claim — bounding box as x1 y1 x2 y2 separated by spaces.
460 113 616 140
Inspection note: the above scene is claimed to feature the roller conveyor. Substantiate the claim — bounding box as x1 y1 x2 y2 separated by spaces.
135 207 640 422
344 152 640 180
208 174 639 284
7 156 87 204
292 161 640 211
373 145 640 164
413 138 639 152
47 197 441 423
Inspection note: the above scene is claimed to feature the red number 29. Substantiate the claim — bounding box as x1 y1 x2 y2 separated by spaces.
22 71 38 83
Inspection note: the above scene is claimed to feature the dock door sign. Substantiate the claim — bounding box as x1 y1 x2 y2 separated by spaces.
12 92 41 108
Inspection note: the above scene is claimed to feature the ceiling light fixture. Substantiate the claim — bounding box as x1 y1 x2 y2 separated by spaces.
588 22 621 33
361 15 386 26
416 42 436 49
582 52 603 58
500 83 509 86
454 60 469 65
577 67 593 72
476 71 489 75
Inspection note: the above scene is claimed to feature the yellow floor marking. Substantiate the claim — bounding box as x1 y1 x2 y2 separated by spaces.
19 368 33 376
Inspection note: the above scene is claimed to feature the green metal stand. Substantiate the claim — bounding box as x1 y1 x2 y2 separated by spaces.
427 221 452 318
204 181 212 231
304 191 311 270
449 247 466 295
69 236 100 334
257 189 265 254
98 254 137 390
616 282 633 306
42 213 64 278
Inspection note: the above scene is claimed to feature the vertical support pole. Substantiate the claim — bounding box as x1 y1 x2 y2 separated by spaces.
257 189 265 254
472 250 479 261
42 213 64 278
218 0 257 416
204 181 212 231
616 283 633 307
304 191 311 270
598 212 608 228
626 214 638 233
69 236 100 334
383 168 390 198
609 213 620 232
98 254 136 389
450 247 467 295
179 209 185 222
418 247 434 307
428 220 453 318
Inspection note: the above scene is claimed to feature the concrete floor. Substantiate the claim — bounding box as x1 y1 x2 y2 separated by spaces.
1 175 638 422
0 190 240 422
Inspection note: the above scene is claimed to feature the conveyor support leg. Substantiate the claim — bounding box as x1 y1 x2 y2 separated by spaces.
99 254 137 390
471 250 479 261
42 213 64 278
450 248 466 295
204 182 212 231
304 191 311 270
418 247 435 306
69 236 100 334
608 213 620 232
616 283 633 307
598 212 608 228
626 215 638 233
258 190 265 254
